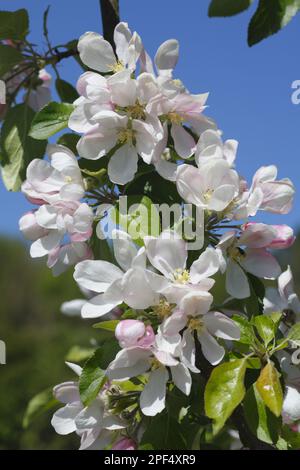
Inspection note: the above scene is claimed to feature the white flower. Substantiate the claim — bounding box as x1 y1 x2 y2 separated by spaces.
162 308 240 366
147 91 211 158
76 110 163 185
74 230 161 318
195 129 238 167
144 232 219 312
248 165 295 216
28 201 93 258
78 22 142 74
217 228 281 299
21 144 85 204
264 266 300 317
107 329 192 416
176 159 240 213
52 379 125 450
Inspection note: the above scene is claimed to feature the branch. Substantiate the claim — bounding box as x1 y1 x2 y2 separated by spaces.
99 0 120 49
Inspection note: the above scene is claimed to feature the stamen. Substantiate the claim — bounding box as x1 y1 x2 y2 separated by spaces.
173 268 190 284
117 128 135 145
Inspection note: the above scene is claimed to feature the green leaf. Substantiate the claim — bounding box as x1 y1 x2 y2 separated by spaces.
209 0 252 17
79 349 107 406
256 362 283 417
0 104 47 191
93 320 119 331
55 79 78 104
23 388 59 429
0 9 29 40
244 384 282 444
139 412 187 450
287 322 300 346
205 359 247 434
280 424 300 449
79 342 120 406
248 0 300 47
65 345 95 363
57 133 80 155
232 315 256 345
112 195 160 246
254 315 276 346
0 45 23 77
29 102 74 140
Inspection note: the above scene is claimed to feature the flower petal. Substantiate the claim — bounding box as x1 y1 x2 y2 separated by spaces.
108 144 138 185
78 32 116 72
140 368 168 416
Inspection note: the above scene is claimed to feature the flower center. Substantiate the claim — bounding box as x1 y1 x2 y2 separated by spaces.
203 189 214 202
111 61 124 73
64 175 73 183
167 112 183 125
173 268 190 284
154 299 174 319
172 79 183 87
127 101 145 120
117 128 135 145
162 149 171 161
188 317 204 332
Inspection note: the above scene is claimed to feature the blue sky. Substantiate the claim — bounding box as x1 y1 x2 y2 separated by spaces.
1 0 300 236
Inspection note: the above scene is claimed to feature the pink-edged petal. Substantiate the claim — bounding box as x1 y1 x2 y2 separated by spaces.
242 249 281 279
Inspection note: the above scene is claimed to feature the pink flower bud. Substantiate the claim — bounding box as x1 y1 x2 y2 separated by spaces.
112 437 137 450
241 222 295 250
268 225 295 250
115 320 155 349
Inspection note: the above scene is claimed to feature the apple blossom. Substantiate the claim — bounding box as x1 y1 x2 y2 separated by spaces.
51 380 126 450
176 159 240 214
161 307 240 366
21 144 85 205
217 227 281 299
195 129 238 167
264 266 300 318
108 329 192 416
144 232 219 311
74 230 161 318
78 23 142 74
249 165 295 215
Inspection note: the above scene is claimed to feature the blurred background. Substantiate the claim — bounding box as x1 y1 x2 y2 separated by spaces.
0 0 300 449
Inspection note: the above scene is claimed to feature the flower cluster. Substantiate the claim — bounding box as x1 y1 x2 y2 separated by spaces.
19 22 300 450
19 144 93 275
